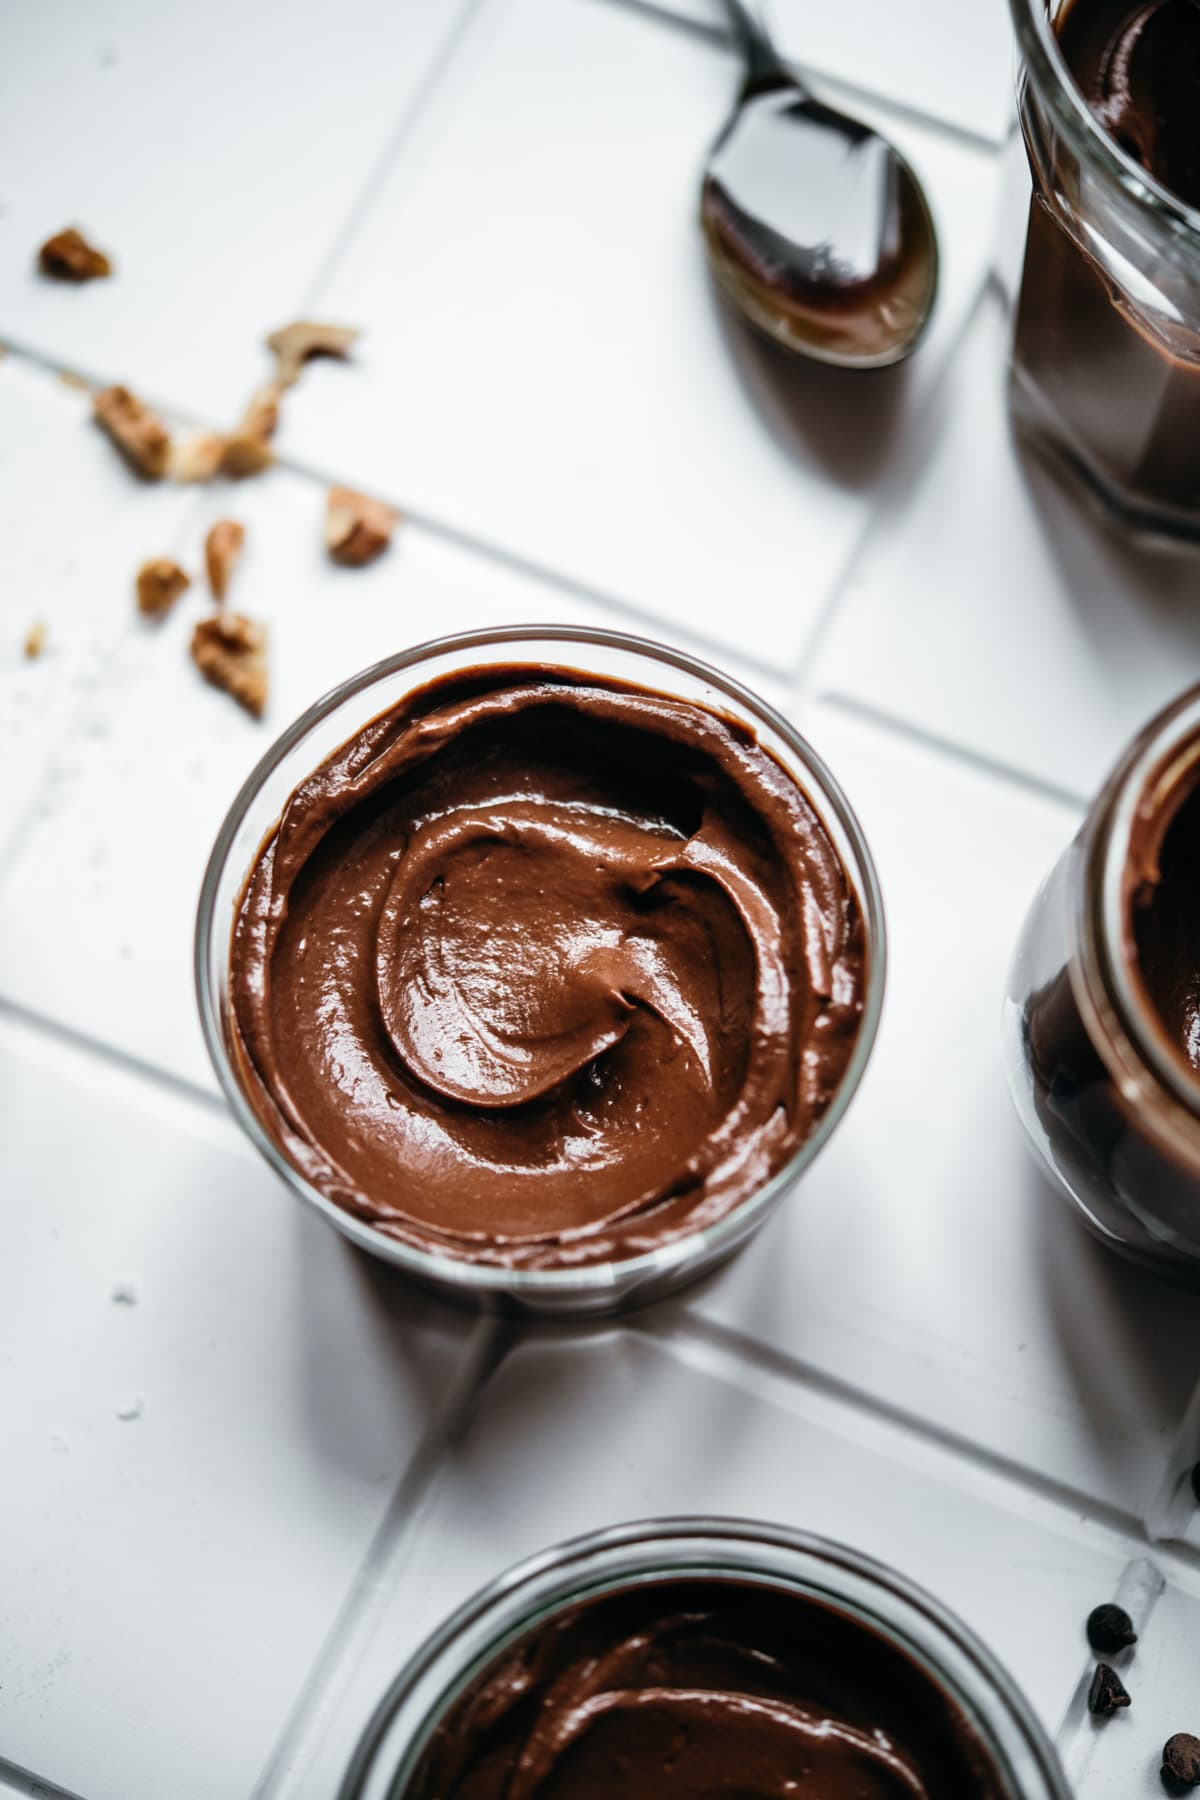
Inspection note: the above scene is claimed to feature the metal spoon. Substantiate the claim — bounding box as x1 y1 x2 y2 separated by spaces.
700 0 940 368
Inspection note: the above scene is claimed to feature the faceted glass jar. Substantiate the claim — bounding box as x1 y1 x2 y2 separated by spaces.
1004 686 1200 1283
196 625 885 1318
340 1518 1070 1800
1006 0 1200 536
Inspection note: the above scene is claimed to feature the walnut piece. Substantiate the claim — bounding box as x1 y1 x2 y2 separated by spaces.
169 431 227 483
267 320 359 389
136 557 191 618
94 385 171 480
239 384 280 441
191 613 267 717
205 519 245 601
23 621 47 659
39 227 112 282
325 486 397 567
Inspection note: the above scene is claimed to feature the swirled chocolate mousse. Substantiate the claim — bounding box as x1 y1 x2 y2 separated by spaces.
228 666 866 1268
1012 0 1200 519
405 1579 1006 1799
1022 727 1200 1267
1126 753 1200 1077
1058 0 1200 202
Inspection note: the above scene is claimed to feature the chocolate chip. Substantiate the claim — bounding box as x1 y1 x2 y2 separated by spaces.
1163 1733 1200 1788
1088 1663 1131 1716
1087 1603 1138 1654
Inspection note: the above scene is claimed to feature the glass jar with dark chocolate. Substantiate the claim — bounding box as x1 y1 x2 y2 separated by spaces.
341 1519 1070 1800
1004 686 1200 1282
1007 0 1200 536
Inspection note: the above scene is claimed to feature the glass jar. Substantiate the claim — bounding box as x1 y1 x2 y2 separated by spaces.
340 1518 1070 1800
196 625 885 1318
1006 0 1200 537
1004 686 1200 1282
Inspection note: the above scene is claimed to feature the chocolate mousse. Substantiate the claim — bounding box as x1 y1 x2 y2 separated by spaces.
404 1577 1007 1798
227 665 866 1268
1126 752 1200 1078
1022 724 1200 1269
1012 0 1200 524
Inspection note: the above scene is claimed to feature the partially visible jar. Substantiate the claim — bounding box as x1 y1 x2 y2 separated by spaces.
341 1519 1070 1800
1006 0 1200 537
1004 686 1200 1283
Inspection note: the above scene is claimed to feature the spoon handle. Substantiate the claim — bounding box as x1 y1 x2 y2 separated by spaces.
722 0 800 90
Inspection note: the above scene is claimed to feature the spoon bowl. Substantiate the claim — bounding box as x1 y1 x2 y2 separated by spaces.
702 8 939 368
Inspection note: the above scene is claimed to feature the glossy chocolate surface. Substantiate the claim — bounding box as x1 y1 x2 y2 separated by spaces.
228 666 865 1268
1127 758 1200 1076
1058 0 1200 208
404 1578 1006 1800
1022 738 1200 1269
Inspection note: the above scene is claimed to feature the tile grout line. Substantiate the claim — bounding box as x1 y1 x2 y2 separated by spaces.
251 1319 520 1800
273 442 784 682
788 279 993 701
650 1311 1200 1582
0 1756 88 1800
591 0 1003 153
818 689 1090 814
0 995 228 1120
0 341 783 687
1054 1556 1165 1779
297 0 493 312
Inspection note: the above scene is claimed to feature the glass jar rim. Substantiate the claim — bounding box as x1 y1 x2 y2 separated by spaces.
1074 684 1200 1170
1008 0 1200 246
194 622 887 1301
339 1516 1070 1800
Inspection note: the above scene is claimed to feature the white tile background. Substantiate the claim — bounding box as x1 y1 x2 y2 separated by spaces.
1 0 1199 1796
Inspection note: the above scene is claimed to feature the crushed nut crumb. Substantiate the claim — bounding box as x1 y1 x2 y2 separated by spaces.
219 407 275 479
23 620 47 659
205 519 245 602
191 612 267 717
136 557 191 618
39 226 113 282
325 485 398 567
267 320 359 389
169 431 228 483
94 385 171 479
239 384 281 442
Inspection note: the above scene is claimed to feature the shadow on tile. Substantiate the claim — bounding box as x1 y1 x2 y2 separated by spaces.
1012 412 1200 683
293 1216 479 1478
706 282 910 488
1030 1152 1200 1491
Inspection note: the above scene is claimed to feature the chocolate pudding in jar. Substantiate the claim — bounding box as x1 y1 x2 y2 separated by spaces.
1008 0 1200 534
198 629 884 1315
341 1522 1070 1800
1004 685 1200 1281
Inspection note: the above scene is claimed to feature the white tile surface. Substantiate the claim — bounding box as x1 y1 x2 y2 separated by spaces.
765 0 1015 144
282 0 999 666
620 0 1014 141
0 464 784 1096
0 0 476 420
0 1017 478 1800
0 356 195 865
285 1328 1135 1797
814 294 1200 805
680 701 1200 1522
